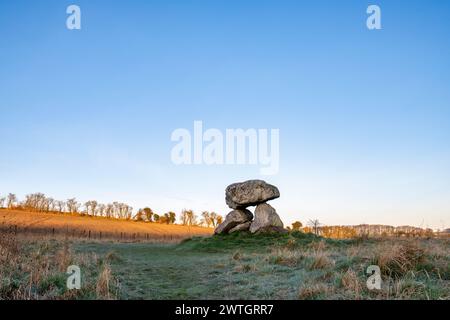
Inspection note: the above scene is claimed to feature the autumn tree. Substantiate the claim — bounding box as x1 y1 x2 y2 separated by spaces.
135 209 145 221
142 207 154 222
291 221 303 231
166 211 176 224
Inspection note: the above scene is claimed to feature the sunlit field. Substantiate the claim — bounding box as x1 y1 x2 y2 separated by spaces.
0 209 213 242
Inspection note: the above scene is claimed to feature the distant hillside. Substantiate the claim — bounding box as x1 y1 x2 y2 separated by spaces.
0 209 213 241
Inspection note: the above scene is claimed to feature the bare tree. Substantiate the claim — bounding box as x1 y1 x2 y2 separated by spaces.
55 200 66 213
23 193 50 212
183 209 197 226
66 198 80 214
125 205 133 220
7 193 17 209
97 204 106 217
308 219 322 235
180 209 189 225
105 203 114 218
112 202 120 218
46 197 55 212
209 212 220 227
0 197 5 208
201 211 213 227
84 200 98 216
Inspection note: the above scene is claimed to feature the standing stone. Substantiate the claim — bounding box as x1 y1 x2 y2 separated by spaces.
228 221 252 234
225 180 280 209
214 209 253 234
249 203 285 234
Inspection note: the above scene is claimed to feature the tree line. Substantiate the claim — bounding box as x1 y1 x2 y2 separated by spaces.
286 219 435 238
0 193 222 227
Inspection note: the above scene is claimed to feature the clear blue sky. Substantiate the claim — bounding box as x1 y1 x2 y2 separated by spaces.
1 0 449 229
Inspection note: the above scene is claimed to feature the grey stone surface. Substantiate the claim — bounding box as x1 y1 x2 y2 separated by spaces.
229 221 252 234
225 180 280 209
249 203 285 234
214 209 253 234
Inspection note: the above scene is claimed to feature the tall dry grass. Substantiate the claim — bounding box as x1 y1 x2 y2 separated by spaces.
264 237 449 300
372 241 426 278
0 231 120 300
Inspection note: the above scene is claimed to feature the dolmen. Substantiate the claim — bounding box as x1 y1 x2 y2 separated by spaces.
215 180 286 234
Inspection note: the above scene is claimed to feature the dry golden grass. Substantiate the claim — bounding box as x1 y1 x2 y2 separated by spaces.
0 231 119 300
341 269 362 298
298 282 333 300
269 247 305 267
372 241 425 277
308 250 335 270
0 209 213 242
96 263 113 299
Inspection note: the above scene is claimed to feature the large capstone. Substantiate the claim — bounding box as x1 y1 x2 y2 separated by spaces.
225 180 280 209
214 209 253 234
249 203 285 234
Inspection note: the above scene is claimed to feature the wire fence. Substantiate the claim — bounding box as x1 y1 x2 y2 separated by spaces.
0 224 191 243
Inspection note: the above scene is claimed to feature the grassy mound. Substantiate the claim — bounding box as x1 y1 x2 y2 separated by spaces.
177 231 322 252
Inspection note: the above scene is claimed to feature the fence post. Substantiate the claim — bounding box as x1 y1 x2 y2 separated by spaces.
88 230 91 239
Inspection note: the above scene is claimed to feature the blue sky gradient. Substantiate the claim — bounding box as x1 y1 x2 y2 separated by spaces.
1 0 449 229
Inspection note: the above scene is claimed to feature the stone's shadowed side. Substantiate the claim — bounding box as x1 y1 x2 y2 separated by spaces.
229 221 252 233
225 180 280 209
214 209 253 234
